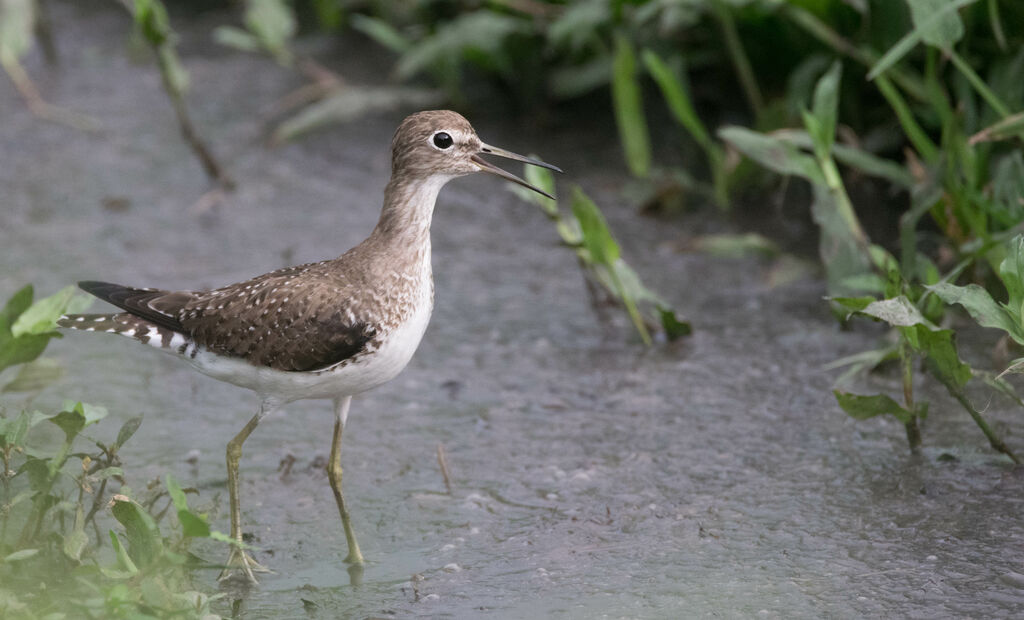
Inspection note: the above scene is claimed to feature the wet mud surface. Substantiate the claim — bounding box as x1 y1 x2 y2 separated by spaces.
2 3 1024 618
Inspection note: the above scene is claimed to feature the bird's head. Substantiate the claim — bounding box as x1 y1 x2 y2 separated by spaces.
391 110 561 199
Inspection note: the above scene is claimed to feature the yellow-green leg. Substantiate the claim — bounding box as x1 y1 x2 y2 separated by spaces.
218 400 277 583
328 396 364 564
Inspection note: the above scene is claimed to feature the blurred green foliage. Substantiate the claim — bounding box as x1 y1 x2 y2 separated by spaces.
0 286 232 618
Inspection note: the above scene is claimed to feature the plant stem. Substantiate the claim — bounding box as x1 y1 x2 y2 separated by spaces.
153 49 236 190
712 1 763 121
900 338 922 453
951 390 1021 464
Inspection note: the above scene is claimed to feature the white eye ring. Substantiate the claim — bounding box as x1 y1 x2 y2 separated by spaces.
432 132 454 150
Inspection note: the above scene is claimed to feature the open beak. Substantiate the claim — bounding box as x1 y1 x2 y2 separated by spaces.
472 143 563 200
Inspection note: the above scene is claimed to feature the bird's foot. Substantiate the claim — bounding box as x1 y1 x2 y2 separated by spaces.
217 547 271 584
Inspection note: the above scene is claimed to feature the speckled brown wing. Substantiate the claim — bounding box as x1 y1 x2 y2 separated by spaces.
180 262 376 372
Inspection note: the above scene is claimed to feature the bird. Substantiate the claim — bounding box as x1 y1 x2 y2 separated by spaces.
58 110 561 583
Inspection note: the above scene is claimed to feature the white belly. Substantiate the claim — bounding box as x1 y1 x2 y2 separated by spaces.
187 300 433 403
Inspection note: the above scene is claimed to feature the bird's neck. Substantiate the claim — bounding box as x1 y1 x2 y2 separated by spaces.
370 174 450 248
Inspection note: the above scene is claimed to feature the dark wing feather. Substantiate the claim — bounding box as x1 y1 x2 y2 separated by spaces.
77 281 193 332
179 262 377 372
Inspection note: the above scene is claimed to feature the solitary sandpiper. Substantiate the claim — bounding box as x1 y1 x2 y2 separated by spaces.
58 110 560 583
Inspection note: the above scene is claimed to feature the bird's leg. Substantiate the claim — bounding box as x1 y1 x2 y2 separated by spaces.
328 396 364 564
218 400 276 583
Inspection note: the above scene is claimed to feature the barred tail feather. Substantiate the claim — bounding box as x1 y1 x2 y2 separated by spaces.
58 312 190 352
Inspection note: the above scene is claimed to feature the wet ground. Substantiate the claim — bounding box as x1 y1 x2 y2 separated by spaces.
3 2 1024 618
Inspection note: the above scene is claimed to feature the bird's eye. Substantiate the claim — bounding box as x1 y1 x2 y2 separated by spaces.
433 132 454 149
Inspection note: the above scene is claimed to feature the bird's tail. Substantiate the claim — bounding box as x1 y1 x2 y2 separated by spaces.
58 313 187 350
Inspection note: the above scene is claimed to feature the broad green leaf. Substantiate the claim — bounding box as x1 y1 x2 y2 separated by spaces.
548 0 609 54
0 333 56 373
0 284 33 336
908 325 972 390
907 0 965 49
928 282 1024 344
642 49 711 149
719 126 824 183
110 495 163 568
571 188 620 266
611 33 651 178
49 409 86 441
548 56 612 99
2 357 63 393
833 390 914 424
867 0 977 79
12 286 91 337
166 475 211 538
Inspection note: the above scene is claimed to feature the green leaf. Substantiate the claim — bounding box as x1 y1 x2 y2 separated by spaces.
395 12 529 81
108 530 139 575
867 0 977 79
658 307 692 340
243 0 296 63
114 416 144 450
909 325 972 390
611 33 651 178
63 528 88 562
166 475 210 538
349 14 410 55
2 549 39 563
571 187 620 266
928 282 1024 344
49 409 86 441
2 357 63 393
859 296 929 327
0 284 33 335
0 333 57 373
999 235 1024 313
807 61 842 157
0 410 31 448
110 495 162 568
11 286 90 337
687 233 780 258
212 26 261 53
833 390 914 423
511 158 557 213
718 126 824 184
907 0 966 49
0 0 36 62
642 49 711 149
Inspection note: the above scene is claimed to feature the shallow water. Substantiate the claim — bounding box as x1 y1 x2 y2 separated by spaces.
2 3 1024 618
